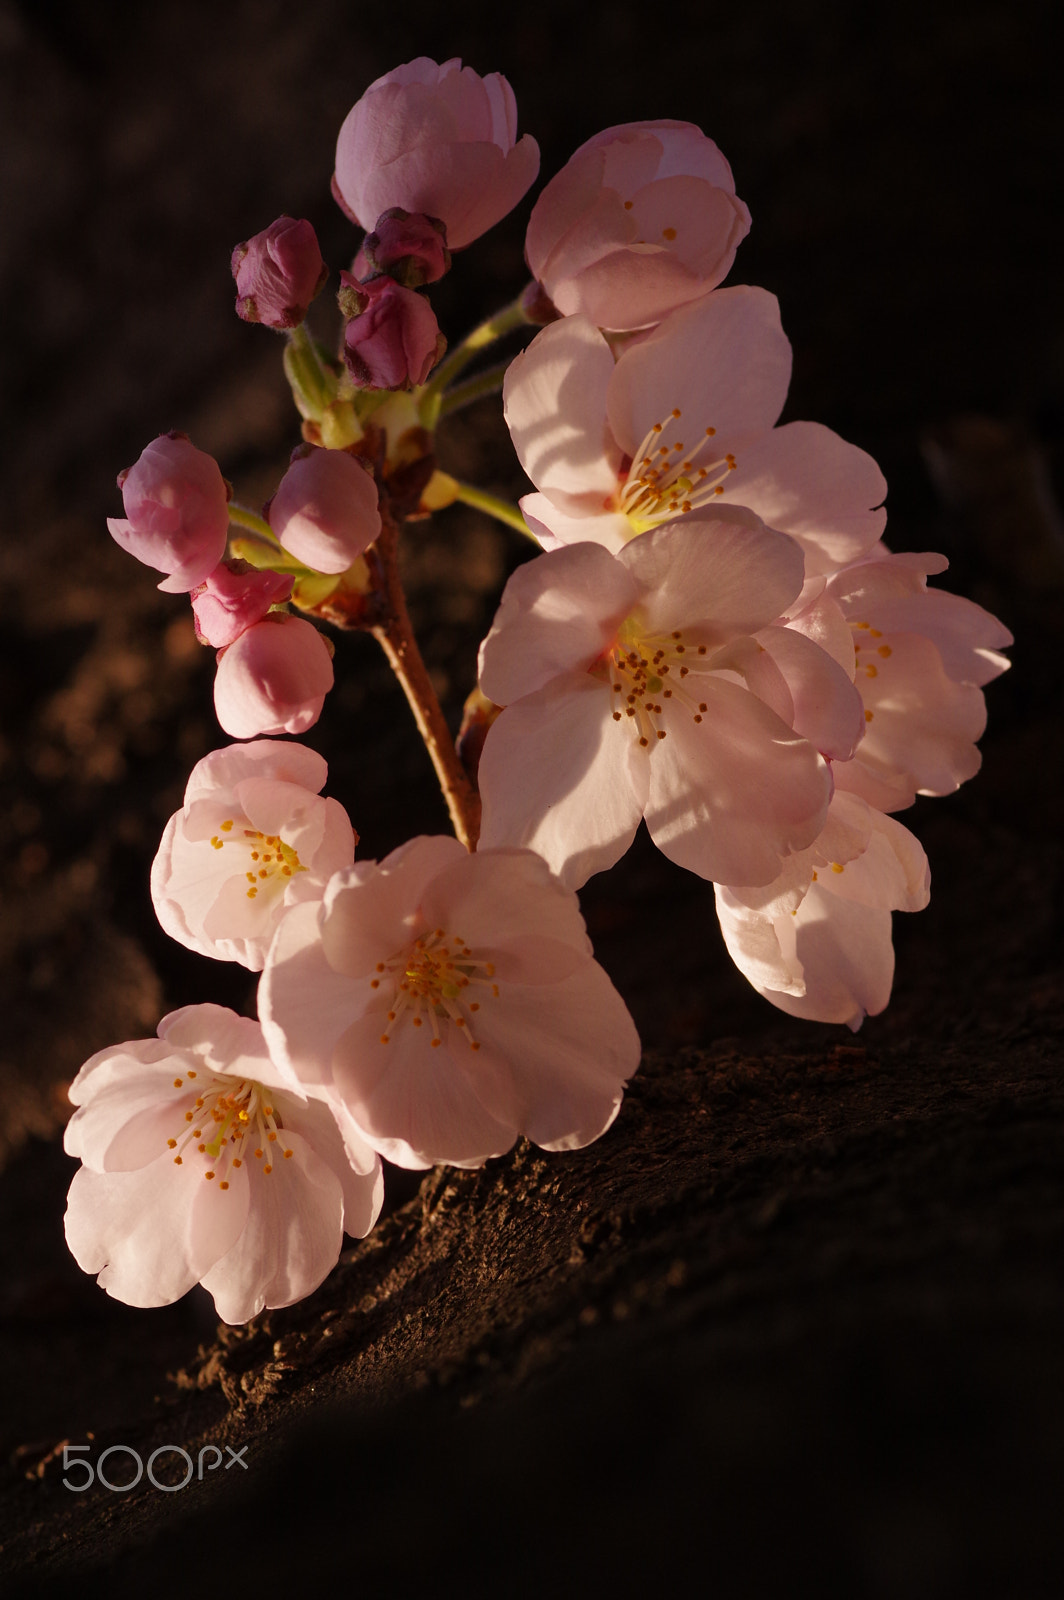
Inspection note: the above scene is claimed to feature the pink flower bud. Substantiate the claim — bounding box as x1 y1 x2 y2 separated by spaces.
190 559 293 648
362 208 451 287
340 272 444 391
107 432 230 593
231 216 328 330
214 613 334 738
267 446 381 573
333 57 540 251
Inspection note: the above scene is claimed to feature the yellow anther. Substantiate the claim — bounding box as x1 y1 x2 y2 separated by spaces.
663 227 677 240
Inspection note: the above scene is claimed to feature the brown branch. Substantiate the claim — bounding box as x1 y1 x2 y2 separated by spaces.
369 503 481 851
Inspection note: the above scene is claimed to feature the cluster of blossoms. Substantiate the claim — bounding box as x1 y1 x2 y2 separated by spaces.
67 57 1009 1323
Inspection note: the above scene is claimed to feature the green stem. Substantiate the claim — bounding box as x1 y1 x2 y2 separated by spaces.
284 323 338 420
419 291 530 427
438 360 510 419
453 483 537 541
227 503 279 543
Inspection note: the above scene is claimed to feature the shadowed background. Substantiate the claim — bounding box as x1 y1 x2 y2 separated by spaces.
1 0 1062 1590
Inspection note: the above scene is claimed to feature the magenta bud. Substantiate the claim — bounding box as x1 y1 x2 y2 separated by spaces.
362 208 451 288
107 432 230 593
342 275 445 392
267 447 381 574
231 216 328 330
190 558 293 648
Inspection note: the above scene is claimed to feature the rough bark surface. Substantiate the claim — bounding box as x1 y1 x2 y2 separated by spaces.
1 1 1061 1592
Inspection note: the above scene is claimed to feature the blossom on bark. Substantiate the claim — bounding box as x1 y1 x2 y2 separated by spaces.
820 549 1012 811
190 559 293 648
333 57 539 251
714 791 931 1029
525 120 750 332
259 836 641 1170
267 446 381 574
231 216 328 330
503 289 887 576
63 1005 383 1323
107 432 230 593
476 515 863 890
213 612 334 739
151 740 356 970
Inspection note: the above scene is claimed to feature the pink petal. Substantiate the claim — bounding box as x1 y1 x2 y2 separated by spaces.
518 492 633 554
478 677 649 889
318 837 468 977
606 287 792 458
645 677 831 885
258 900 374 1091
503 316 622 509
478 541 637 705
755 625 865 759
763 886 896 1029
714 887 806 996
714 421 887 575
198 1127 348 1323
470 961 639 1150
619 512 804 640
333 1012 518 1169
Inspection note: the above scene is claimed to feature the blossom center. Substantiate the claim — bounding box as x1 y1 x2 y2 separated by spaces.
617 407 737 534
208 819 307 901
372 928 499 1052
598 618 713 747
166 1072 293 1185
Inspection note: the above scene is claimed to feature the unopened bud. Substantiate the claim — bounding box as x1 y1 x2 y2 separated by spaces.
341 274 445 392
107 432 230 593
267 446 381 574
362 208 451 288
232 216 328 330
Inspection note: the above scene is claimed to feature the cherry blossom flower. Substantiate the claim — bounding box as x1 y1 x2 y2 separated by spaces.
213 611 334 739
820 549 1012 811
476 514 863 890
231 216 328 330
259 836 641 1170
525 120 750 332
503 290 887 576
333 57 539 251
64 1005 383 1323
267 446 381 574
151 740 356 970
107 432 230 593
714 791 931 1028
190 559 293 648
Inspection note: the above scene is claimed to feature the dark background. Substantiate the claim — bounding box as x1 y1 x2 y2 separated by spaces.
1 0 1062 1590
